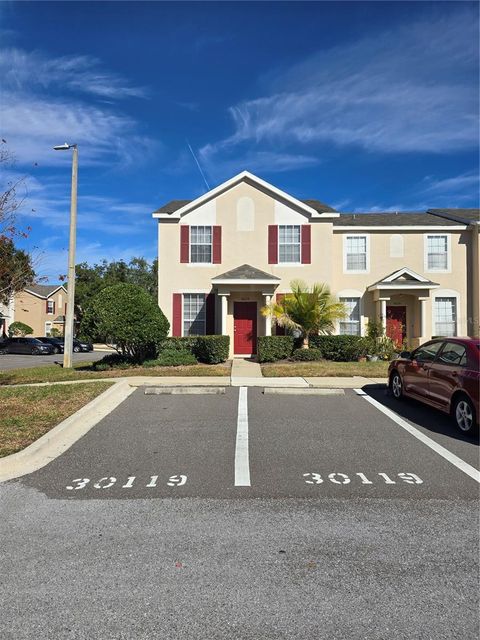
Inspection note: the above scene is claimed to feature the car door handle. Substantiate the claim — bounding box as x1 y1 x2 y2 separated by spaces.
451 371 458 377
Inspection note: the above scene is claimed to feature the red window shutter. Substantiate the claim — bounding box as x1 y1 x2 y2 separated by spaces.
206 293 215 334
53 301 56 315
275 293 286 335
268 225 278 264
212 226 222 264
45 300 49 313
172 294 182 337
301 225 311 264
180 226 189 263
65 303 67 314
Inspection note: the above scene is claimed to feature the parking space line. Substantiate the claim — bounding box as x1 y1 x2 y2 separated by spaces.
354 389 480 484
234 386 251 487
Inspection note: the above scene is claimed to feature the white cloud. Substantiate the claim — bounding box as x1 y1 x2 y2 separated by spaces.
201 9 479 164
421 172 479 195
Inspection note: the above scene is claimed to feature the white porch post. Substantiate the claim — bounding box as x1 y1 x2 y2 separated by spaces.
219 294 228 335
376 297 389 333
419 297 428 339
263 294 272 336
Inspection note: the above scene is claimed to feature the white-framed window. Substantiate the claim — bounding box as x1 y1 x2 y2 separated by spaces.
45 321 52 336
190 226 212 263
339 297 361 335
434 297 457 336
344 235 369 273
47 300 54 314
425 234 450 271
279 225 301 263
183 294 206 336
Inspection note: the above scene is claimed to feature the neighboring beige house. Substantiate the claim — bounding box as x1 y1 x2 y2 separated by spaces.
0 297 15 337
153 171 479 357
13 284 68 337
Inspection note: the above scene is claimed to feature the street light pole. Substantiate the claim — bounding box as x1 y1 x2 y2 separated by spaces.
54 143 78 368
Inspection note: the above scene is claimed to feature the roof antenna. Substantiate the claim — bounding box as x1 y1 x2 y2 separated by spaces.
186 139 210 191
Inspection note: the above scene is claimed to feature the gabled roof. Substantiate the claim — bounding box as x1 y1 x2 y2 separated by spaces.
368 267 439 291
333 212 464 227
152 171 339 219
24 284 67 299
212 264 280 284
427 209 479 225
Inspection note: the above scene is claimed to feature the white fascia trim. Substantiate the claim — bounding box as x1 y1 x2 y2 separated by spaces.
383 267 429 283
211 278 280 285
152 171 339 220
178 289 210 294
24 285 67 300
368 283 440 291
334 225 466 231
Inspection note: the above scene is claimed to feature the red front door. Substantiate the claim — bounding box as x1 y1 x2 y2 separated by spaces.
234 302 257 355
386 306 406 348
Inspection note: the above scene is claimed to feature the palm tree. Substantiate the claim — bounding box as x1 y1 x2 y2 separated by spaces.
261 280 347 348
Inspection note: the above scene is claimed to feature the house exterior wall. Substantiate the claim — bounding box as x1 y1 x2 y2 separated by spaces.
156 177 476 356
13 289 66 336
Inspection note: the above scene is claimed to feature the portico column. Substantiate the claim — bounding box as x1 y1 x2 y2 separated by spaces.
419 297 428 339
219 294 229 335
263 294 272 336
376 298 389 332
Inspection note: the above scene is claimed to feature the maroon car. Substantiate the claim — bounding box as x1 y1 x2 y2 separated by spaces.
388 337 479 435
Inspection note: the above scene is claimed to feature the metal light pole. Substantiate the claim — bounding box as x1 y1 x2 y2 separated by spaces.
54 143 78 368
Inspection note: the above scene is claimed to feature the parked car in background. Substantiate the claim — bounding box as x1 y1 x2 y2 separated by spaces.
0 337 55 355
57 338 94 353
36 337 65 354
388 337 480 435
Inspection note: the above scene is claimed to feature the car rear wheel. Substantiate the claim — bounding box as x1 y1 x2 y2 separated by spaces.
32 347 40 355
73 345 81 353
53 346 60 354
453 396 478 435
389 371 403 399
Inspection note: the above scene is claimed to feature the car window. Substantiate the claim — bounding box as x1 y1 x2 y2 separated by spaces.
413 341 444 363
438 342 467 366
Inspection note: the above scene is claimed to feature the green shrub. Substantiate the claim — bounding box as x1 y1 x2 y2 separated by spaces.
257 336 294 362
80 283 169 362
8 321 33 337
309 335 367 361
194 335 229 364
93 353 137 370
147 349 197 367
161 336 199 352
291 347 323 361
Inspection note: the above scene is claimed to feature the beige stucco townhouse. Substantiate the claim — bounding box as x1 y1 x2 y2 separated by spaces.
13 284 68 337
153 172 479 358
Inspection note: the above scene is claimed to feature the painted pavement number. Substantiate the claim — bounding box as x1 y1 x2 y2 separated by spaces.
303 472 423 485
66 474 187 491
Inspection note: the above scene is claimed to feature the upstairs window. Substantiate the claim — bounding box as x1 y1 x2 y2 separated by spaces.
190 226 212 263
345 235 368 272
279 225 301 263
434 297 457 337
426 235 449 271
339 297 361 335
46 300 54 314
183 294 206 336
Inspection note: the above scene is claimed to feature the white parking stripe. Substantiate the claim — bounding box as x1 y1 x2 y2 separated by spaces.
354 390 480 484
235 386 251 487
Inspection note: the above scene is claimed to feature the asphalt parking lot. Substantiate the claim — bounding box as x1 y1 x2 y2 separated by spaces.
0 349 106 370
1 386 478 639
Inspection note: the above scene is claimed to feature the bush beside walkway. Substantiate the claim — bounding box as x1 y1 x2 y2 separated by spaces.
0 382 114 457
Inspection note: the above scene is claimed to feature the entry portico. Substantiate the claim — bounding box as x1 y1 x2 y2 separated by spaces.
212 264 280 356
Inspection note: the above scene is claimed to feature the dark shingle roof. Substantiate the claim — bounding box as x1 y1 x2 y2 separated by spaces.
53 315 66 322
212 264 280 281
333 212 463 227
427 209 479 225
370 270 439 287
153 198 337 215
25 284 65 298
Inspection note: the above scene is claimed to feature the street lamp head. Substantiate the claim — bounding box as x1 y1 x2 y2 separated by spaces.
53 143 77 151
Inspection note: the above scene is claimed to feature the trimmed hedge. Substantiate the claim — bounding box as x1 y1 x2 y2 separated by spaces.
309 335 367 361
145 349 197 367
161 335 230 364
257 336 294 362
291 347 323 361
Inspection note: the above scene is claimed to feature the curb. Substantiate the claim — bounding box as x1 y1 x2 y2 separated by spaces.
0 380 135 483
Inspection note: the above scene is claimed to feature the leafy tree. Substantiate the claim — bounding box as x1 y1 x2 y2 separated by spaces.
80 283 169 362
0 142 35 302
8 321 33 337
262 280 347 348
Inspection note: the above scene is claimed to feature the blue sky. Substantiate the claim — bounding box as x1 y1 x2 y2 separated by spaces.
1 1 478 283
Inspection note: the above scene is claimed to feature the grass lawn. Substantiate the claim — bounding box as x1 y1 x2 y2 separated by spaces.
261 359 389 377
0 381 114 457
0 361 232 386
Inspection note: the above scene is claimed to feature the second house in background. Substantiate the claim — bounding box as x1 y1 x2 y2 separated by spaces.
153 172 479 358
13 284 68 337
